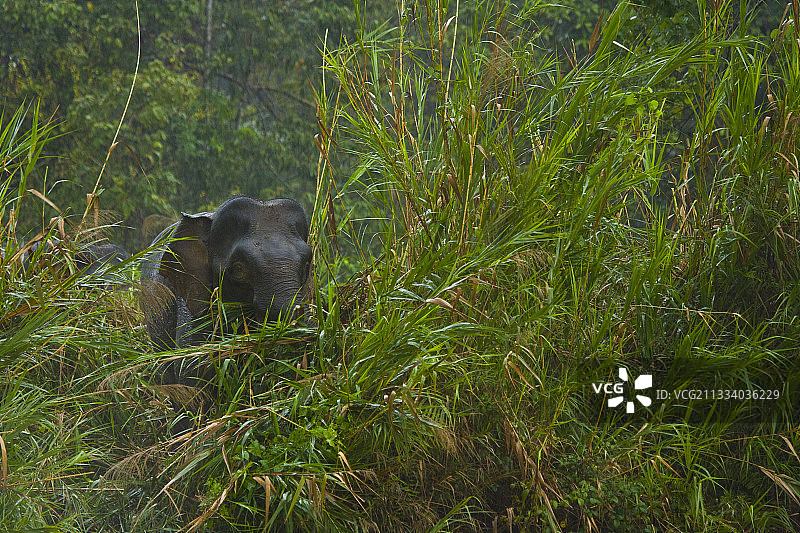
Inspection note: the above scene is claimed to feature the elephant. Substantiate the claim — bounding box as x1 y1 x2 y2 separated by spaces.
19 238 130 284
140 196 312 354
75 242 131 277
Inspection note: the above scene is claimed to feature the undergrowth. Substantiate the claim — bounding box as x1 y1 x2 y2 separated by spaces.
1 1 800 532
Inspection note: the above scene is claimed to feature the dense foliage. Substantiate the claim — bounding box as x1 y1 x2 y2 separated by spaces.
2 0 780 250
1 0 386 249
2 0 800 532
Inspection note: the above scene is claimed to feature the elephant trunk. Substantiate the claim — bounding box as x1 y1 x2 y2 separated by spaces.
255 285 306 323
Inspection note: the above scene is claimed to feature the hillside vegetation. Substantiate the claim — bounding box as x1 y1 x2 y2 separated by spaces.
2 1 800 531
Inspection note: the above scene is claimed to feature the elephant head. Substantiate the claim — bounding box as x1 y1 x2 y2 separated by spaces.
141 196 311 349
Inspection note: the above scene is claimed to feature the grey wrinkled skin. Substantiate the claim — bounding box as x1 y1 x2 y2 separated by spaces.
20 239 129 283
140 197 312 367
76 243 130 276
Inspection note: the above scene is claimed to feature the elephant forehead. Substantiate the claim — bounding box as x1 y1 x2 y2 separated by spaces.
254 200 308 237
213 203 299 237
248 216 293 235
249 233 306 259
218 235 303 266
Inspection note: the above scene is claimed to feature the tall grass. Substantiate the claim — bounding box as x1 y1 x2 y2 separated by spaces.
2 0 800 531
306 0 800 530
0 104 154 531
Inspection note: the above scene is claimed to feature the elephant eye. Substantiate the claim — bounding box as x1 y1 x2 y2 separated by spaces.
227 261 248 283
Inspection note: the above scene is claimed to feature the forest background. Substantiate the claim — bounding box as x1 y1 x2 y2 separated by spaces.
2 0 782 250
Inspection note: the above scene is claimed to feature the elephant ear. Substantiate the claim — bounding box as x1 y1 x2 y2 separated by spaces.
159 212 214 316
